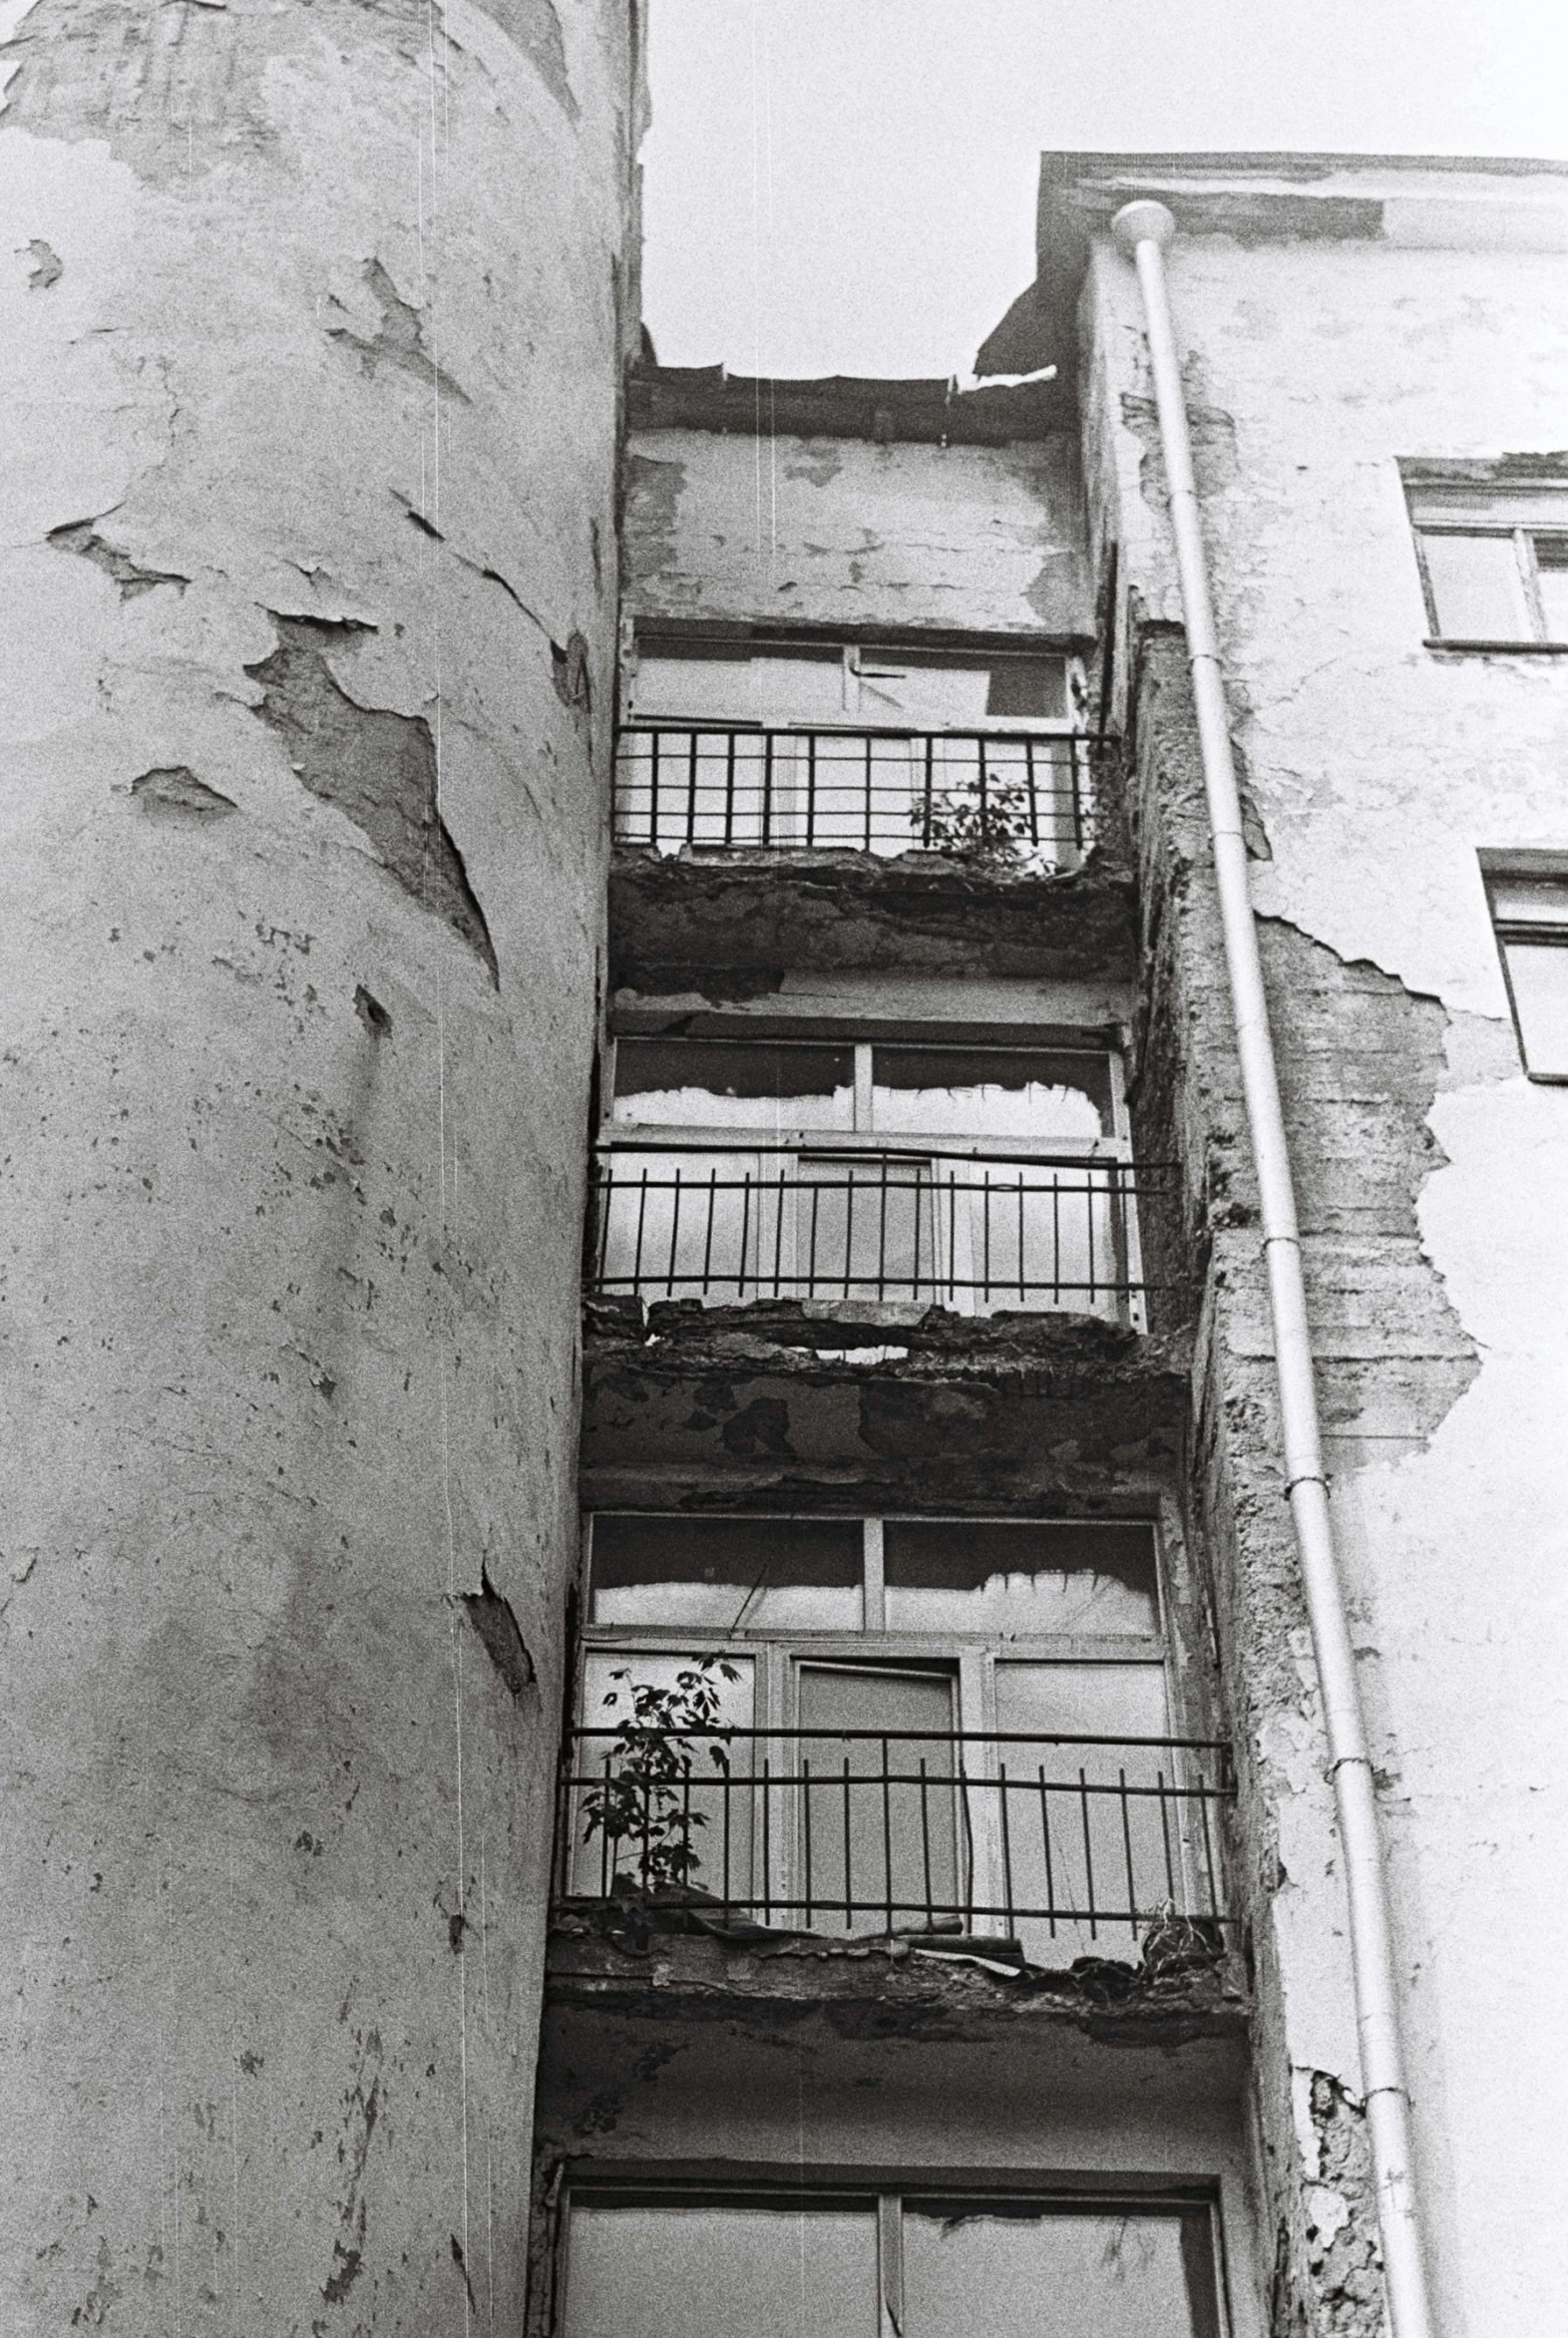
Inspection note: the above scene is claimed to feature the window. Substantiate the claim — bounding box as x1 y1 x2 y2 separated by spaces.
595 1033 1144 1323
627 640 1069 728
1481 855 1568 1080
568 1514 1230 1967
559 2177 1229 2338
1403 470 1568 646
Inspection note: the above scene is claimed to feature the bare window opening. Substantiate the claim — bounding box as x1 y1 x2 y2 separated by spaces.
1403 473 1568 646
1480 857 1568 1080
560 2182 1226 2338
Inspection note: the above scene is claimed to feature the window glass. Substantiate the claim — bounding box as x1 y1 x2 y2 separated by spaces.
1533 540 1568 640
1503 940 1568 1077
1420 532 1532 640
901 2201 1220 2338
563 2197 880 2338
993 1660 1169 1742
630 651 846 725
797 1665 959 1927
612 1038 855 1132
590 1516 864 1631
884 1521 1159 1637
871 1047 1111 1140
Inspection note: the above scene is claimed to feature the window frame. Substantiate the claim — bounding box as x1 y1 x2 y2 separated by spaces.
551 2164 1232 2338
624 630 1084 736
1402 471 1568 648
1479 850 1568 1083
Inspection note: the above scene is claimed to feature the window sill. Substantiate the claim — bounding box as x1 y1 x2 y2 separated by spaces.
1423 637 1568 653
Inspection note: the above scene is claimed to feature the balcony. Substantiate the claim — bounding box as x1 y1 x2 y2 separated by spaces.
613 724 1105 868
588 1141 1164 1326
557 1724 1234 1971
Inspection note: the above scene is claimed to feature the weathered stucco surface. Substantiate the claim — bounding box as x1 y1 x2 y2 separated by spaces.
0 2 639 2330
1083 172 1568 2337
624 425 1092 638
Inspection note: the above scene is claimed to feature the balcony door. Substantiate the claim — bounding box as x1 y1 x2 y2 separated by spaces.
794 1663 959 1934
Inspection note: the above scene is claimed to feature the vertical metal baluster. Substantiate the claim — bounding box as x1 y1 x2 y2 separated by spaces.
640 1766 652 1894
882 1737 894 1933
1051 1175 1061 1306
723 1752 733 1910
1080 1767 1097 1939
724 728 736 847
665 1166 681 1300
959 1760 976 1934
919 1758 933 1927
841 1758 853 1930
802 731 813 848
1038 1766 1056 1937
772 1165 786 1299
980 1171 990 1311
761 1755 772 1924
600 1752 612 1895
802 1756 813 1930
1072 737 1086 860
1157 1769 1177 1907
681 1758 693 1892
1017 1178 1025 1306
978 736 989 849
841 1169 855 1301
808 1181 822 1302
923 734 935 847
1027 737 1040 848
737 1169 751 1305
685 730 698 845
1119 1766 1138 1941
700 1165 716 1299
864 733 873 853
1199 1774 1222 1922
877 1160 889 1302
1088 1165 1099 1304
630 1165 648 1298
649 730 661 849
998 1762 1014 1939
591 1158 609 1290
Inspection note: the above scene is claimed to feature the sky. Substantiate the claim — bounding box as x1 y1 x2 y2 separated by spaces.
640 0 1568 380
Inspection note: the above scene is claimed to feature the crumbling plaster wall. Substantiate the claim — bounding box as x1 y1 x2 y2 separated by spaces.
624 426 1092 638
0 2 640 2331
532 2006 1262 2337
1084 205 1568 2337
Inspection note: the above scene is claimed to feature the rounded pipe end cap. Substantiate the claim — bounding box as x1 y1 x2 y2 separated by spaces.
1111 199 1176 259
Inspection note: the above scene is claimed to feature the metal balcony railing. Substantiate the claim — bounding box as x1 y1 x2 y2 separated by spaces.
559 1727 1235 1954
613 724 1104 864
589 1143 1164 1321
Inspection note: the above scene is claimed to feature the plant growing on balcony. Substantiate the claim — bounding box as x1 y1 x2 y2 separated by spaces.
579 1658 739 1896
913 770 1042 864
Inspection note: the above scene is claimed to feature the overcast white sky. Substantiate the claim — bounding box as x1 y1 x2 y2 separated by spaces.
640 0 1568 379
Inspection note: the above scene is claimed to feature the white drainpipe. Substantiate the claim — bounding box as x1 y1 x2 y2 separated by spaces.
1109 199 1434 2338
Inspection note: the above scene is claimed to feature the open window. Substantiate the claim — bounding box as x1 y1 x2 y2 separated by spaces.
1480 853 1568 1080
565 1514 1231 1966
559 2175 1230 2338
1402 469 1568 647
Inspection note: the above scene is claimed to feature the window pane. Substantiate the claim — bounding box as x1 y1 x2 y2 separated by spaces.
884 1521 1160 1636
564 2198 880 2338
1504 939 1568 1076
796 1665 959 1928
902 2202 1219 2338
1420 531 1532 640
630 650 846 724
612 1039 855 1131
590 1516 864 1630
855 653 1066 724
1532 540 1568 641
1488 877 1568 925
871 1047 1111 1139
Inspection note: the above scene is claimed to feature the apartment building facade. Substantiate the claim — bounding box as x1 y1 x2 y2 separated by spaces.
4 12 1565 2322
537 155 1568 2338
